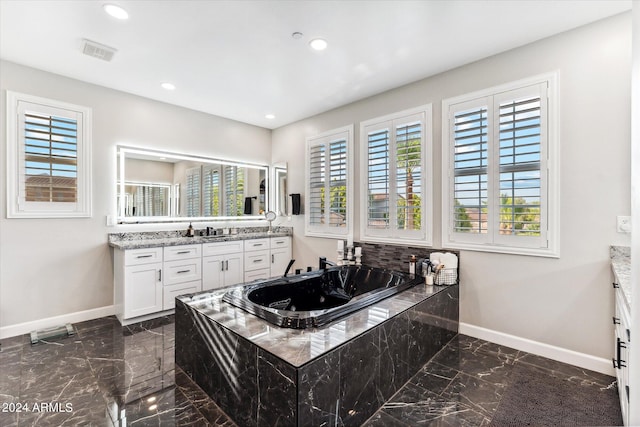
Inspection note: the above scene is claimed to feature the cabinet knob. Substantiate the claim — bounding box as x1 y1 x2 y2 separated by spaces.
612 282 620 289
613 316 620 325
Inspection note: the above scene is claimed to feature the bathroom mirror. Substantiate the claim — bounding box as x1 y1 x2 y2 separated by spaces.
273 165 288 216
117 146 269 222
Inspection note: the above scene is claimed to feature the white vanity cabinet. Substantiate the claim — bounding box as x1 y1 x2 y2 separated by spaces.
244 236 292 281
112 233 291 324
162 244 202 310
115 247 164 322
202 240 244 290
613 280 631 425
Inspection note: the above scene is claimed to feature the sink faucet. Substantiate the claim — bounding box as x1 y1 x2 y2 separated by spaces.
319 257 337 270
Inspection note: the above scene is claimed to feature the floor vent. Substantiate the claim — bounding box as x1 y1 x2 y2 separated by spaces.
82 39 117 62
30 323 75 344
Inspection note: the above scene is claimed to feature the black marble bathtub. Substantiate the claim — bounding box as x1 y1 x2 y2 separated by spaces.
223 265 415 328
176 274 459 426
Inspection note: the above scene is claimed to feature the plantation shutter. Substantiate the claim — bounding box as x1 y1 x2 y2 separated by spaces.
493 84 547 247
308 144 325 225
203 165 220 217
451 102 490 239
366 128 390 229
445 80 549 252
328 140 347 227
362 110 426 241
185 167 201 217
305 126 352 238
224 166 245 216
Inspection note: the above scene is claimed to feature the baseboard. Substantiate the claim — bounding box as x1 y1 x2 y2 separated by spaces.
459 322 615 376
0 305 115 339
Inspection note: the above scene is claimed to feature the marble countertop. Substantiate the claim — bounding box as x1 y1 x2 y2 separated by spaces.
109 229 291 250
179 282 451 367
610 245 631 308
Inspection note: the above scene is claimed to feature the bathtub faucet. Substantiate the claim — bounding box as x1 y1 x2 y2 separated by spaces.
319 257 337 271
283 259 296 277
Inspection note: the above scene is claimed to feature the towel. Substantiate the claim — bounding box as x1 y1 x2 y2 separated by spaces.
244 197 253 215
291 193 301 215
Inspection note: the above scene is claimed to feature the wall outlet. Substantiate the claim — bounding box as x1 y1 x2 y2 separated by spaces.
616 215 631 233
106 215 116 227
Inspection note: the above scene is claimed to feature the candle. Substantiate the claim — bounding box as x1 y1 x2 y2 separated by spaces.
347 236 353 247
354 247 362 256
337 240 343 251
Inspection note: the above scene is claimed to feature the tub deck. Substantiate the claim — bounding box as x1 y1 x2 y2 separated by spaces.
176 279 459 426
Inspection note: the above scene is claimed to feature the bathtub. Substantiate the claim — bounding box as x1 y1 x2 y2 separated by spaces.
222 265 420 328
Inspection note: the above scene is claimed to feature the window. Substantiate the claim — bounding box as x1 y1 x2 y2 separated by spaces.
442 74 558 257
7 91 92 218
305 125 354 238
360 106 432 245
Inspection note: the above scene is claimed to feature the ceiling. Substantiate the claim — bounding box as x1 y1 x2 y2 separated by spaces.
0 0 631 129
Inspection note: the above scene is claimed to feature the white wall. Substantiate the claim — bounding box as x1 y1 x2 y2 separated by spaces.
272 13 632 368
0 60 271 333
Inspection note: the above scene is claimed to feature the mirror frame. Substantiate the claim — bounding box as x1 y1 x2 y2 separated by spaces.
117 145 270 223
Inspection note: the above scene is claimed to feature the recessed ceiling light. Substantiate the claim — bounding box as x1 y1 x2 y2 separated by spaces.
161 82 176 91
265 114 276 119
103 4 129 20
309 38 328 51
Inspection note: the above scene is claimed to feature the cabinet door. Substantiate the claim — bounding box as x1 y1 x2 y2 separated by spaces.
225 252 245 286
124 263 163 318
271 247 292 278
163 280 202 310
202 255 225 291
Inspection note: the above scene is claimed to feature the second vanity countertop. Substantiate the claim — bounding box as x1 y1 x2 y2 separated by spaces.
610 245 631 309
109 227 292 250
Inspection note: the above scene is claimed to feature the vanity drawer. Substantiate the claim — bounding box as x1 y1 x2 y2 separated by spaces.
163 280 202 310
245 268 270 282
164 244 201 261
203 240 244 257
125 247 163 266
244 249 270 271
270 236 290 249
164 258 202 285
245 238 270 252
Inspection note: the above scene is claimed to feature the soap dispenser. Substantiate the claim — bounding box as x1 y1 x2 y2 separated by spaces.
187 223 195 237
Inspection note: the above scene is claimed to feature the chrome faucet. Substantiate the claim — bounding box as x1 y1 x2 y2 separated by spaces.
319 257 337 270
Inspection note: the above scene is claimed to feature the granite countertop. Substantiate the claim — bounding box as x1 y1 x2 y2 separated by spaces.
179 282 451 367
610 245 631 308
109 227 292 250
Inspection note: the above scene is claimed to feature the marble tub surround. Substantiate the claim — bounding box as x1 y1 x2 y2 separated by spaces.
176 284 459 426
610 245 631 307
108 226 292 250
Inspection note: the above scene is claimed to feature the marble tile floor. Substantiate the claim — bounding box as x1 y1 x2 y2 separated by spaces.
0 315 622 426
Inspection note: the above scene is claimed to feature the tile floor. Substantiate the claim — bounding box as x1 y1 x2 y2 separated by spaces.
0 315 622 426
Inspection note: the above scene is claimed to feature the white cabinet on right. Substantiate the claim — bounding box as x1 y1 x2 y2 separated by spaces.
244 236 291 281
613 279 631 426
202 240 245 291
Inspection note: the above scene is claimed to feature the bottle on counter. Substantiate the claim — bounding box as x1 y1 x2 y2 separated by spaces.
187 223 195 237
409 255 416 275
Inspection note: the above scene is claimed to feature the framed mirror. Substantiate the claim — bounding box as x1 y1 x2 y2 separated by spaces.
117 146 269 223
273 165 288 216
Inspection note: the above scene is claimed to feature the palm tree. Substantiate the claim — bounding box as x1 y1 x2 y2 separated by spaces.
397 136 421 230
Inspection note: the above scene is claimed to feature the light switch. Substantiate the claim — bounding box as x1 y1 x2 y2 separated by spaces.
616 215 631 233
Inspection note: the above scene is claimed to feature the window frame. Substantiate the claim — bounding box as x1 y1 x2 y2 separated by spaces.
359 105 433 246
6 91 92 218
305 125 354 239
441 73 559 257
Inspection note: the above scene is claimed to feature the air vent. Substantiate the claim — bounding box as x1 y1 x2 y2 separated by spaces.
82 39 117 62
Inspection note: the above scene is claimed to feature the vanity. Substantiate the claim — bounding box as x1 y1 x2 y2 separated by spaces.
611 245 631 426
109 229 292 325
